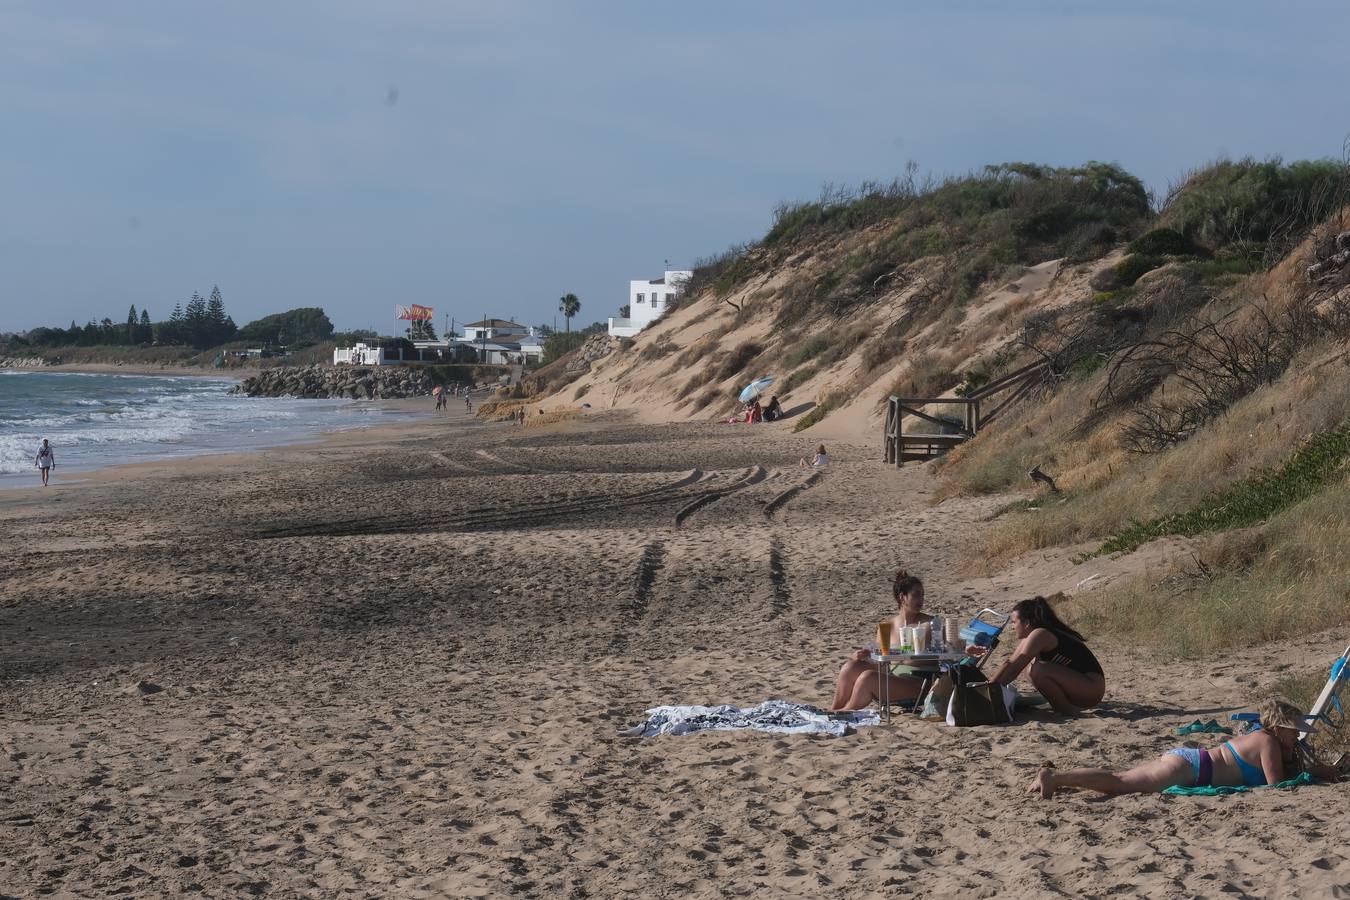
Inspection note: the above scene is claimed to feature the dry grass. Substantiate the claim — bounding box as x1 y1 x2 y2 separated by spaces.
474 399 531 421
949 338 1350 566
1059 478 1350 656
885 348 962 401
524 408 581 428
1274 671 1350 760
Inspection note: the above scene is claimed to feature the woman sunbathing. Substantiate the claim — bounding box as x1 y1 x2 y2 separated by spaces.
974 595 1105 715
1029 698 1319 798
831 569 933 711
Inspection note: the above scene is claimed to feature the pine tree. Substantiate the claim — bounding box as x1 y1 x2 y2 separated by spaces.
205 286 233 346
184 292 207 348
139 309 152 343
164 301 185 345
126 305 138 345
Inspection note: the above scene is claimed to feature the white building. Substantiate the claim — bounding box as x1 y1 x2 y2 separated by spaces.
463 319 530 343
608 269 691 338
333 342 385 366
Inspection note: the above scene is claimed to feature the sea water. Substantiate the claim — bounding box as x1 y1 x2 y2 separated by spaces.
0 370 421 482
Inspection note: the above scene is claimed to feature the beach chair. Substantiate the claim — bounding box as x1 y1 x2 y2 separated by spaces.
1298 644 1350 742
1231 643 1349 760
959 608 1012 671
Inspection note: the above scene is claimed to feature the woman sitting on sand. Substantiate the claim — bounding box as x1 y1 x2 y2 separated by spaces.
973 595 1105 715
798 444 828 468
1029 698 1332 798
831 570 932 711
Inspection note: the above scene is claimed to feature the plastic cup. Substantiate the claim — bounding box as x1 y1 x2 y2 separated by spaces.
877 621 893 656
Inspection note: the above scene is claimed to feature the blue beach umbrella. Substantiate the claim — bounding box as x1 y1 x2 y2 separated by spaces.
738 376 775 403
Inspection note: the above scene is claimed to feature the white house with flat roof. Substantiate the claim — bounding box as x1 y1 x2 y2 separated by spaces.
463 319 530 342
608 269 691 338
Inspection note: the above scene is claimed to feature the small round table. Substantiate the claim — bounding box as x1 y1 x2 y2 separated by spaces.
870 649 966 722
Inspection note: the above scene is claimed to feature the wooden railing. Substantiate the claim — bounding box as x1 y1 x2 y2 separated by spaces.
884 359 1051 466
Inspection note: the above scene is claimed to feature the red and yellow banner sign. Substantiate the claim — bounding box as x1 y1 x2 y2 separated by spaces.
396 304 434 321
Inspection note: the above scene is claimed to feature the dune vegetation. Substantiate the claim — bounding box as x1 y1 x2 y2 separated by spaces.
545 153 1350 657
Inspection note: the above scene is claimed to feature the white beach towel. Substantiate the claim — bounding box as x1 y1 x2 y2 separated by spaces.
621 700 880 738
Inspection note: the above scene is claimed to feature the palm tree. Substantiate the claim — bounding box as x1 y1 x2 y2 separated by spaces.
558 293 581 333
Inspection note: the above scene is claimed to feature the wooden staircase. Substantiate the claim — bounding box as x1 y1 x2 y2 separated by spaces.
884 360 1051 466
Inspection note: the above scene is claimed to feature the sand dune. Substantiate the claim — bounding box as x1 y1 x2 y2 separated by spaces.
1 412 1346 897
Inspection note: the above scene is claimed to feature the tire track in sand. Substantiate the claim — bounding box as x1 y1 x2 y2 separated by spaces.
609 539 667 655
767 535 791 620
253 469 714 539
762 470 822 519
673 465 768 527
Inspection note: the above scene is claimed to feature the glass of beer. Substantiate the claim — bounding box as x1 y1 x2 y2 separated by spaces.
877 621 893 656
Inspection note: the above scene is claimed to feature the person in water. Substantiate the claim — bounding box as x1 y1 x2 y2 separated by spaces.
1028 698 1330 798
831 569 933 711
973 595 1105 715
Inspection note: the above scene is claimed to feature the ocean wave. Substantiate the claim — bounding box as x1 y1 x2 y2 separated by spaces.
0 373 391 479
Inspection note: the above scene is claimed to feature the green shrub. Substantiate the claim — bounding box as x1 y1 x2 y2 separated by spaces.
793 403 830 432
783 366 819 395
1160 157 1350 251
1182 257 1260 282
1067 353 1107 381
783 335 830 368
543 331 587 364
1127 227 1199 257
954 371 990 397
714 342 763 381
1113 253 1163 287
1088 423 1350 557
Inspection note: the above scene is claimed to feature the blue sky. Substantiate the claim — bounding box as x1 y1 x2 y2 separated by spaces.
2 1 1347 334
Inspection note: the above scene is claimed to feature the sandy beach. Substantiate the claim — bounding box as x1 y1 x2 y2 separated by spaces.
1 408 1346 898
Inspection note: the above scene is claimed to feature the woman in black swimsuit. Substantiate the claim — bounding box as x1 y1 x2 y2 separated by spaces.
978 595 1105 715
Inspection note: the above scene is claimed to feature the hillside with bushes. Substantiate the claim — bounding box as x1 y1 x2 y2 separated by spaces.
540 155 1350 666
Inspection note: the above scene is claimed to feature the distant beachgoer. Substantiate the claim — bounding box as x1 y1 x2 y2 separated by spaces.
970 595 1104 715
831 569 934 711
1028 698 1338 798
763 395 783 422
798 444 828 468
35 439 55 487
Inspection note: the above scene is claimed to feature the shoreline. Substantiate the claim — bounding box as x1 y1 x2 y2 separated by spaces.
0 394 449 495
41 362 243 378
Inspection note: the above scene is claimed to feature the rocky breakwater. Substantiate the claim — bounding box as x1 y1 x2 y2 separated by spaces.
0 357 50 369
563 333 617 375
231 365 434 399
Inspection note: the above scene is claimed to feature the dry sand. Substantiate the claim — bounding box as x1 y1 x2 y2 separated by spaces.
1 408 1346 898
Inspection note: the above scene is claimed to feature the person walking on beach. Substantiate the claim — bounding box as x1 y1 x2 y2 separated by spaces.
35 439 55 487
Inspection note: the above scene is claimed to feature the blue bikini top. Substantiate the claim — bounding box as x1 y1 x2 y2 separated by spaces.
1224 741 1267 787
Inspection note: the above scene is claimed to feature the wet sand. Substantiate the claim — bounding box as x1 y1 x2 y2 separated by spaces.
1 409 1346 897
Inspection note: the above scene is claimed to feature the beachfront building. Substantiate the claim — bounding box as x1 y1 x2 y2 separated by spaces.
333 324 544 368
463 319 530 342
333 342 386 366
458 320 545 365
608 269 692 338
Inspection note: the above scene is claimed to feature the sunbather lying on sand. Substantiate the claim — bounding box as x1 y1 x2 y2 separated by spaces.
1028 698 1337 798
831 569 932 711
971 595 1105 715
